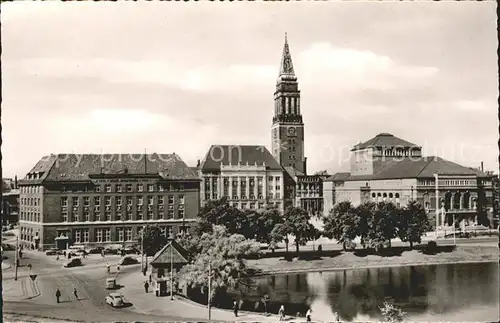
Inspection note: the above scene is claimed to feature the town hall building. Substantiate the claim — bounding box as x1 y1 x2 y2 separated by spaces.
199 34 324 215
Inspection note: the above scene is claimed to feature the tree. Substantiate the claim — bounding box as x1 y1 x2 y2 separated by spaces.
366 202 399 251
323 202 358 251
180 225 260 304
244 207 284 244
276 207 318 253
397 201 430 248
193 197 244 236
355 202 376 249
137 225 167 256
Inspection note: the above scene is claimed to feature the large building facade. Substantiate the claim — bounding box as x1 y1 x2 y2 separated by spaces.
18 154 200 250
199 145 288 213
324 133 497 228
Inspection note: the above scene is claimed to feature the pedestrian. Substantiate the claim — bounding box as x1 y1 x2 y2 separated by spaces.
306 308 312 322
55 289 61 303
278 305 285 321
116 265 120 273
149 274 152 283
73 288 78 300
106 264 110 274
144 281 149 293
233 300 239 317
27 263 32 271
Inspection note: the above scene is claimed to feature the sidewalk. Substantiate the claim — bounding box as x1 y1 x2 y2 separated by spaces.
3 276 41 301
118 271 290 322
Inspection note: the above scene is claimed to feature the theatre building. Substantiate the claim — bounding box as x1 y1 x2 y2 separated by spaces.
324 133 496 229
18 153 200 250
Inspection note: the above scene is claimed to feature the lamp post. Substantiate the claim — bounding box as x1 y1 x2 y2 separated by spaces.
170 233 174 301
208 258 212 321
140 225 145 272
14 235 19 281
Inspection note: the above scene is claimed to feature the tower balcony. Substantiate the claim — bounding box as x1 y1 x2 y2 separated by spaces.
273 114 303 124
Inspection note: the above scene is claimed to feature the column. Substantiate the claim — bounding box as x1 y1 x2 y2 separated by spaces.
297 97 300 114
246 176 250 198
285 97 290 114
263 175 267 200
209 177 213 200
229 177 233 198
254 176 258 199
459 193 463 210
218 177 223 199
450 192 454 210
237 177 241 199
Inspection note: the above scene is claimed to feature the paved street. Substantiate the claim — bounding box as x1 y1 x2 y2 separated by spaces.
2 233 497 322
2 249 278 322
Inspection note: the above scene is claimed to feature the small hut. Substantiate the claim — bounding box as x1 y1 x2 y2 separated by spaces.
149 239 190 297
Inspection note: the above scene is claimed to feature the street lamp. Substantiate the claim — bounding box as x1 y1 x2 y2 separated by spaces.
140 225 146 272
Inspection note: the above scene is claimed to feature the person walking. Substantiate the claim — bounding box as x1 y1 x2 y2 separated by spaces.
278 305 285 321
306 308 312 322
55 289 61 303
73 288 79 300
233 300 239 317
144 281 149 293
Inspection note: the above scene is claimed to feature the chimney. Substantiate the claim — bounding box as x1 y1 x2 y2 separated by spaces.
197 159 200 167
303 157 307 176
481 161 484 172
14 175 18 189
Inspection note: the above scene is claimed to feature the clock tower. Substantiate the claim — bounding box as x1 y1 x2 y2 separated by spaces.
271 33 306 175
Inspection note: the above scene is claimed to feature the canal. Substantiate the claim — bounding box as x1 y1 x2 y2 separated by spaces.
226 262 499 322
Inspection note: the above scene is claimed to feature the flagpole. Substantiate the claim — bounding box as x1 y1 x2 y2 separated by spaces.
208 259 212 321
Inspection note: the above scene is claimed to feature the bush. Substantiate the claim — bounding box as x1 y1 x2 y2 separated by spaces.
380 301 407 322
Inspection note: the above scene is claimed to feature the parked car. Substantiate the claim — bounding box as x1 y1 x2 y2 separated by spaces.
63 257 82 268
104 248 119 255
119 247 141 255
45 248 62 256
118 256 139 266
105 293 126 307
75 249 88 256
105 278 117 290
2 243 15 251
88 247 104 254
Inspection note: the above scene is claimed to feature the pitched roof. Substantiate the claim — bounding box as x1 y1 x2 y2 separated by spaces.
345 156 492 181
23 153 198 182
150 240 189 266
324 172 351 182
352 133 420 151
200 145 283 172
284 166 305 178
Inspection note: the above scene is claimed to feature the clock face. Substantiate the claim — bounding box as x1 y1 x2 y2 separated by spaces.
287 126 296 137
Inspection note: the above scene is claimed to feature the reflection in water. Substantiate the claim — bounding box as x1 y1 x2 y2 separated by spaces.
228 262 499 322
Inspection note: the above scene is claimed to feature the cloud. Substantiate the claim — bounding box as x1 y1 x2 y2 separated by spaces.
297 42 439 92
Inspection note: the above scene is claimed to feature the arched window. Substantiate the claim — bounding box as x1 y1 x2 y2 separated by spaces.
372 193 376 197
389 193 393 199
395 193 400 198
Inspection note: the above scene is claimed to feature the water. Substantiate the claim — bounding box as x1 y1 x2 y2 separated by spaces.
227 262 499 322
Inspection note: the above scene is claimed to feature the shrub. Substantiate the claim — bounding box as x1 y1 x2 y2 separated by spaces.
379 301 407 322
426 240 438 254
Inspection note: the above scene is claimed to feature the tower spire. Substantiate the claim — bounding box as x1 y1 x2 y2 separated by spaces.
279 32 295 76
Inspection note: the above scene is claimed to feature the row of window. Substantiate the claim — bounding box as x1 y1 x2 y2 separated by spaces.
207 193 282 200
419 180 476 186
72 226 182 243
20 211 41 222
61 208 185 222
228 201 281 210
20 183 188 195
21 197 41 207
61 195 184 207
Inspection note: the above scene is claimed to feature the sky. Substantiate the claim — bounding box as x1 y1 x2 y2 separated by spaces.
2 1 498 178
